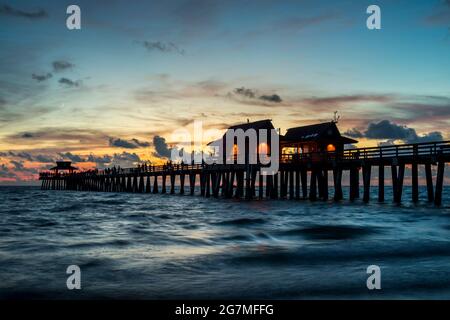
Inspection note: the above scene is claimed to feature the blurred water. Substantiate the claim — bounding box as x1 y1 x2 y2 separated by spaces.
0 186 450 299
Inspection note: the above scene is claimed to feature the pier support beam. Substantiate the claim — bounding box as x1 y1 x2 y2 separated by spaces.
333 168 343 201
309 170 317 201
363 165 371 203
412 163 419 203
350 167 359 201
378 165 384 202
435 161 445 206
425 164 434 202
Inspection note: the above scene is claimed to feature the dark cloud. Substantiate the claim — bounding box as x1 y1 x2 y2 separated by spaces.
52 60 74 72
0 4 48 19
302 94 393 107
365 120 416 140
110 152 141 167
234 87 256 99
0 164 15 178
153 135 172 158
232 87 283 104
1 151 54 163
260 94 282 103
87 154 112 165
21 132 34 138
58 152 84 162
347 120 444 144
58 78 80 87
10 160 24 170
34 154 54 163
109 138 150 149
32 73 52 82
141 41 185 55
344 128 364 139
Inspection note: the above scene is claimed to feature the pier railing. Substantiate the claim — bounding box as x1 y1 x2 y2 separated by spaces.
281 140 450 163
39 140 450 178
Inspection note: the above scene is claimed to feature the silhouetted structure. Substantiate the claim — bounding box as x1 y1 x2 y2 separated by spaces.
40 140 449 206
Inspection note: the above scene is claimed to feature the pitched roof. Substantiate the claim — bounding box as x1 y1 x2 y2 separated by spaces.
228 119 274 131
50 161 78 171
283 122 357 144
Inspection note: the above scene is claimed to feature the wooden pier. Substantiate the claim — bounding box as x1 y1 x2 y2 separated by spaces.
39 141 450 205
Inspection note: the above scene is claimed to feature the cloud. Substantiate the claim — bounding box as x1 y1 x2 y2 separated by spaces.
425 0 450 26
32 73 52 82
0 4 48 19
52 60 74 72
365 120 416 140
346 120 444 144
0 164 15 178
109 137 150 149
58 78 80 87
344 128 364 139
260 94 282 103
232 87 283 104
141 41 185 55
152 135 172 158
58 152 84 162
302 94 393 107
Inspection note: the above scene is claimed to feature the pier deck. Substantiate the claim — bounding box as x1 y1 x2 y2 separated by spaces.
39 141 450 205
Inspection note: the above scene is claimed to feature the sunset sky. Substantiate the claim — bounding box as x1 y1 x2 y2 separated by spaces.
0 0 449 184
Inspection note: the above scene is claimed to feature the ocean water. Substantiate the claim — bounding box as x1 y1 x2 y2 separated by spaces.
1 186 450 299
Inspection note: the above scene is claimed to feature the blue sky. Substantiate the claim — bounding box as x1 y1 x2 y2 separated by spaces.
0 0 449 183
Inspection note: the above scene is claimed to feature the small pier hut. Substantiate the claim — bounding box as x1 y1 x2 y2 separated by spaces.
49 161 78 174
280 121 358 161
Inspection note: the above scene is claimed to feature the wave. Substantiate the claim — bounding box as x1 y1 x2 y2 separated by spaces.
213 217 267 226
278 224 379 240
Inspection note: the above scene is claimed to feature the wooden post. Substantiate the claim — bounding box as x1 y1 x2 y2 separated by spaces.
200 173 206 196
161 174 166 194
309 170 317 201
435 161 445 206
425 163 434 202
245 167 251 200
412 163 418 203
301 169 307 199
395 164 405 203
153 175 159 194
170 174 175 194
333 168 343 201
190 173 196 195
272 173 279 199
391 165 398 203
259 171 264 199
295 170 300 200
266 175 273 199
363 165 371 203
350 167 358 201
126 176 132 192
280 170 286 199
139 175 144 193
289 170 294 199
146 175 151 193
180 174 185 195
227 171 235 198
205 173 211 198
322 169 328 200
378 165 384 202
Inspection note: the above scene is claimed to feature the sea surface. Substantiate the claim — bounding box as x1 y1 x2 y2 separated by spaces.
1 186 450 299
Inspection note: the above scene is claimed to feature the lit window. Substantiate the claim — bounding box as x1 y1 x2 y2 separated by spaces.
258 143 269 154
